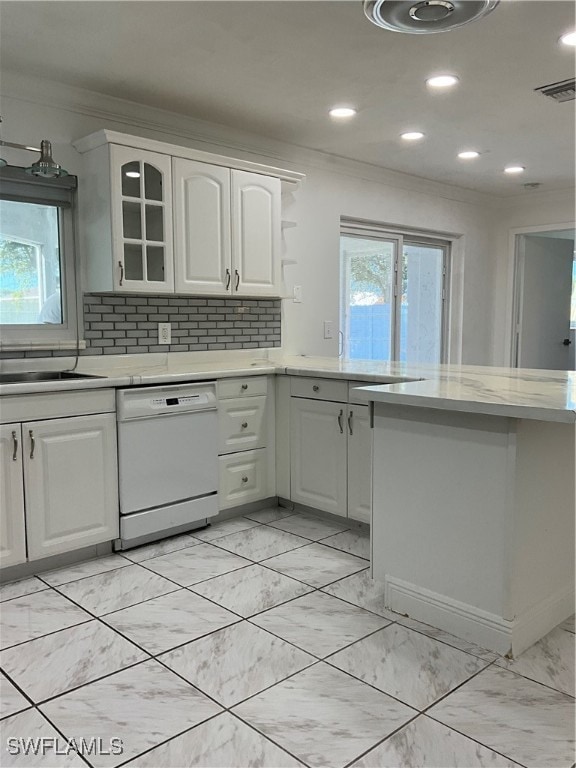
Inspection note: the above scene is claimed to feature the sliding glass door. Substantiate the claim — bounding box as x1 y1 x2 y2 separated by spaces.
341 227 449 364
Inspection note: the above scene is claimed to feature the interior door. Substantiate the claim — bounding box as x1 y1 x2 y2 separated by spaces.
516 235 574 370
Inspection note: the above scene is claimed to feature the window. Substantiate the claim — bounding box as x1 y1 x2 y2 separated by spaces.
341 222 450 364
0 166 78 348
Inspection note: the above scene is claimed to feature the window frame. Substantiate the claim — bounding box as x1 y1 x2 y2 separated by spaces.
0 166 80 350
340 219 451 364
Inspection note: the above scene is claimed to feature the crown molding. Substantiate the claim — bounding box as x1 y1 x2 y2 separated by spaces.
0 70 528 209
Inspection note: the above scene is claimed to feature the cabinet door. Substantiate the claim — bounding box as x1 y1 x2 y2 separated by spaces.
231 170 281 297
347 405 372 524
290 398 347 516
111 145 174 293
173 159 232 294
0 425 27 568
24 415 119 560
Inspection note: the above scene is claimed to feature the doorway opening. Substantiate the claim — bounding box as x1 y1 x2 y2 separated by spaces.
513 228 575 370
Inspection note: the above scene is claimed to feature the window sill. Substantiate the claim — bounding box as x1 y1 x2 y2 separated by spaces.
0 339 86 352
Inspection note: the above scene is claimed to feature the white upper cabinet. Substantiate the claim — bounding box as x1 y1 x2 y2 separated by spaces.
173 159 231 295
172 162 281 297
76 130 302 297
111 146 174 293
231 171 281 297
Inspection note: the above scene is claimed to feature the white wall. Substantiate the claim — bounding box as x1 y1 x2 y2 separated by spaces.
491 189 576 366
0 71 539 365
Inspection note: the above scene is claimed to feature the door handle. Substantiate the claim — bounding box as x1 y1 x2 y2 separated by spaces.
348 410 353 435
563 338 572 346
225 268 231 290
29 429 35 459
338 409 344 434
118 260 124 287
235 269 240 291
11 430 18 461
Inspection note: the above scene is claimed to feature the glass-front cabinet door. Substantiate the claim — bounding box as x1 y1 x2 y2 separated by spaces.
110 145 173 292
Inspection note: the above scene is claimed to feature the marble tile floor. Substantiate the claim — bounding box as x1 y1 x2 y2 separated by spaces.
0 507 574 768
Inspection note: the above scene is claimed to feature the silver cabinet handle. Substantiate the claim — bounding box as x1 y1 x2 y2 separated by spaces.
29 429 35 459
118 260 124 286
235 269 240 291
313 385 320 392
225 268 231 290
11 430 18 461
241 421 248 429
241 476 248 484
241 384 248 391
338 409 344 434
348 410 353 435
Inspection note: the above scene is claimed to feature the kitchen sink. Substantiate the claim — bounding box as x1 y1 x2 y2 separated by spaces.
0 371 105 384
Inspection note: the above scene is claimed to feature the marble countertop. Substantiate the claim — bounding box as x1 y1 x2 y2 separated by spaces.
1 353 574 423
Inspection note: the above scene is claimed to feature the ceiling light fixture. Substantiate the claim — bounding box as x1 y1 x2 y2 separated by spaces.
504 165 525 174
0 118 68 178
363 0 499 34
458 150 480 159
559 30 576 46
401 131 425 141
427 74 459 88
329 107 357 118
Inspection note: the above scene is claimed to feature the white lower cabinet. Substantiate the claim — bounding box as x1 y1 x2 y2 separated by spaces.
0 425 26 568
347 405 372 524
24 414 119 560
217 376 273 510
0 411 119 568
290 398 347 516
219 448 270 510
290 395 372 522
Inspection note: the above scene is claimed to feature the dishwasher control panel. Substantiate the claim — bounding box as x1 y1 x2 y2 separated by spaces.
117 383 217 420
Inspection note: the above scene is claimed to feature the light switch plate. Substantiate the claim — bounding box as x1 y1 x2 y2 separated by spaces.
323 320 333 339
293 285 303 303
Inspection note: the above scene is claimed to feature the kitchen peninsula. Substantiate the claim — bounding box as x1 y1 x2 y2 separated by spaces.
352 364 575 657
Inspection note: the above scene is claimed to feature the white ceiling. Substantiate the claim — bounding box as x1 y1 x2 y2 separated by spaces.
1 0 575 196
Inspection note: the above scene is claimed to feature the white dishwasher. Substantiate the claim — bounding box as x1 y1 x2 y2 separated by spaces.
116 383 218 549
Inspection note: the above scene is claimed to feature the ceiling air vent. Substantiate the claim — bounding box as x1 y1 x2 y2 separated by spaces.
535 79 575 103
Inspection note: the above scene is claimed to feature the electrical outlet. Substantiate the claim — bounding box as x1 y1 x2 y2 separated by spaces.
158 322 171 345
323 320 333 339
293 285 302 303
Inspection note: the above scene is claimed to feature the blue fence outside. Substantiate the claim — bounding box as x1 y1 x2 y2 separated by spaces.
348 304 408 361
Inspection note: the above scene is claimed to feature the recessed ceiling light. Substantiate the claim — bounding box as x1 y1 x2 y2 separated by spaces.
427 74 460 88
125 171 141 178
504 165 525 174
329 107 357 118
458 150 480 159
401 131 425 141
559 30 576 46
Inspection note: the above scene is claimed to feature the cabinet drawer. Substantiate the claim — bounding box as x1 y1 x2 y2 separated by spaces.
290 376 348 403
219 396 267 454
217 376 268 399
219 448 268 510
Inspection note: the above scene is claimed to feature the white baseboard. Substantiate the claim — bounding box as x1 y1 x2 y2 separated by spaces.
386 577 513 655
511 584 575 656
386 577 575 657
